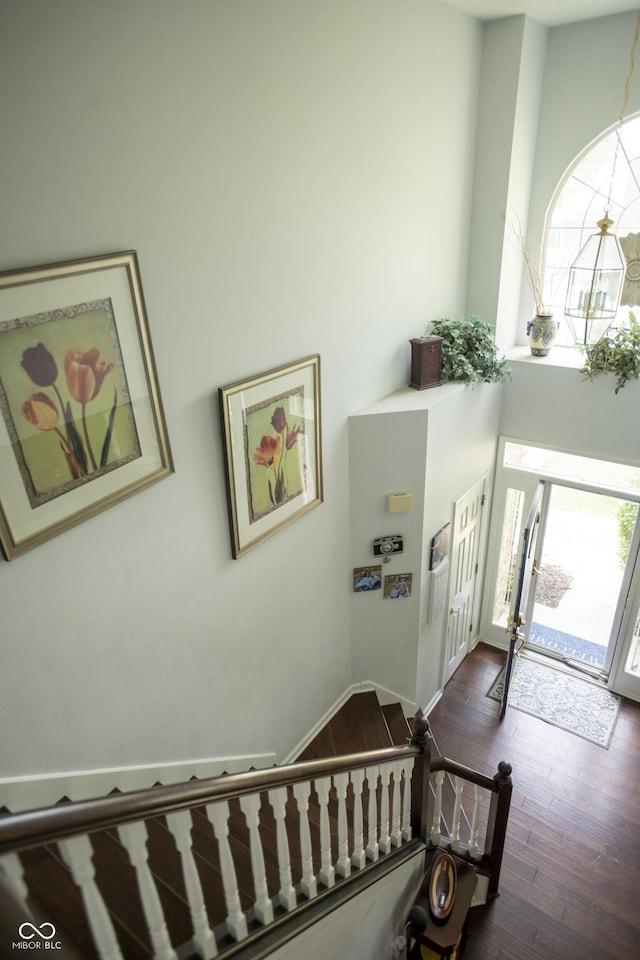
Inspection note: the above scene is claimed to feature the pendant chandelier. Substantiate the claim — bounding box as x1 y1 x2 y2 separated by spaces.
564 216 624 346
565 12 640 346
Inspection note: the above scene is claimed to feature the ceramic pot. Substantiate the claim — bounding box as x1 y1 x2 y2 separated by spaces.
526 314 557 356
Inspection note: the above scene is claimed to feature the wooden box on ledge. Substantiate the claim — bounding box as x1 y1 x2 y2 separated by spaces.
409 336 443 390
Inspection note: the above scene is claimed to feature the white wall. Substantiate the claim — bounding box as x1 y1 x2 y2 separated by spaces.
523 10 640 337
416 383 502 709
348 404 428 705
500 357 640 464
349 383 502 712
268 849 425 960
465 16 548 350
0 0 481 782
503 9 640 461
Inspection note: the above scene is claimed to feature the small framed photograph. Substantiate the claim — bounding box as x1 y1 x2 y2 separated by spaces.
384 573 412 599
353 565 382 592
219 355 323 558
430 522 450 570
0 251 173 559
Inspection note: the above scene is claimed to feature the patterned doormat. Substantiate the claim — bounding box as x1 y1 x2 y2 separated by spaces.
487 656 621 748
529 622 606 668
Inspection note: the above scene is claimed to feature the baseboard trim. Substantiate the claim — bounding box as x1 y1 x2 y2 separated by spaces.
476 635 508 652
0 751 277 813
422 688 442 719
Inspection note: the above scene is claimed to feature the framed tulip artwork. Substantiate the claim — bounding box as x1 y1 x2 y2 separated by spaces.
0 251 173 559
219 355 323 558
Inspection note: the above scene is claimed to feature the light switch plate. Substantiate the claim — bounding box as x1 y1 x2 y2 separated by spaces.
387 492 413 513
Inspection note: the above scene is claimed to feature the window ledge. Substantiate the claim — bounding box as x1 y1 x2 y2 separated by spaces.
507 345 584 369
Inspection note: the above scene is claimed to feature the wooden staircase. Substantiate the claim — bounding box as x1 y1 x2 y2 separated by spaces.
0 692 512 959
297 691 413 759
1 692 419 958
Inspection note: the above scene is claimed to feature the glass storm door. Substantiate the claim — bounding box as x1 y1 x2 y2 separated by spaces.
526 486 637 677
609 509 640 702
500 480 545 718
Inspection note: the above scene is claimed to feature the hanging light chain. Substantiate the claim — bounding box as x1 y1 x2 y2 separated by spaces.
606 10 640 215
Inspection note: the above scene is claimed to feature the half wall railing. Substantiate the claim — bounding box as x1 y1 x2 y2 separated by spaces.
0 718 512 959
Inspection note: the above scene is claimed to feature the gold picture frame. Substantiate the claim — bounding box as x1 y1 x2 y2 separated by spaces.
219 355 323 558
0 251 173 559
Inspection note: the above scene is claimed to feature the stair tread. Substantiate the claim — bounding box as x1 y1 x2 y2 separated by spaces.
15 691 424 958
95 827 193 951
20 845 101 960
381 702 412 746
20 841 152 960
297 692 393 760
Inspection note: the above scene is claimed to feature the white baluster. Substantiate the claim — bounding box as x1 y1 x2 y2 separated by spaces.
450 777 464 853
431 770 445 845
238 794 273 925
468 784 485 858
401 757 415 841
165 810 217 958
205 802 248 941
267 787 297 911
390 761 404 847
379 763 392 855
58 835 124 960
350 769 366 870
315 776 335 888
365 766 379 862
117 822 177 960
0 852 30 905
292 781 317 899
334 773 351 878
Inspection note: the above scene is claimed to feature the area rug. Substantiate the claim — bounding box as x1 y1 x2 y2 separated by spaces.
487 656 621 748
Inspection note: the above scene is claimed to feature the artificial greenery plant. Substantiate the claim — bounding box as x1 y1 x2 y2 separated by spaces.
581 312 640 394
429 316 511 384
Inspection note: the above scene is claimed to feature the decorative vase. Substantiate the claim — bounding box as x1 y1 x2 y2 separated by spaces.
409 336 443 389
526 314 557 356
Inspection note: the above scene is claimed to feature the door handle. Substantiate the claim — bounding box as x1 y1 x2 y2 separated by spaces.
450 606 460 616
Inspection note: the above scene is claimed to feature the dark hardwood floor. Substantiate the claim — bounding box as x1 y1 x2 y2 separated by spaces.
427 643 640 960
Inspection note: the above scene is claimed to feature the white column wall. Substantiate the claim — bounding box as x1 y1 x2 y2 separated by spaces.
349 383 502 712
466 16 548 350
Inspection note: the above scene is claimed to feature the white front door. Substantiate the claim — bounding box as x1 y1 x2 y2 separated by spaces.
443 476 487 684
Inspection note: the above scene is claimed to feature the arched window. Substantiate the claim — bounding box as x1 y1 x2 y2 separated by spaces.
543 113 640 347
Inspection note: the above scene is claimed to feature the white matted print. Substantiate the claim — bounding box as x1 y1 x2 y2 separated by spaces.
219 355 323 558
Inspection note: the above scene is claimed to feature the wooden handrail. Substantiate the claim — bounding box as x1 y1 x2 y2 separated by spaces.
0 744 421 855
0 717 514 960
0 719 512 919
430 756 496 792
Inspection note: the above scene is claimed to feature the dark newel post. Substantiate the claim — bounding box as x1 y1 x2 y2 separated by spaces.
483 760 513 898
409 712 432 843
